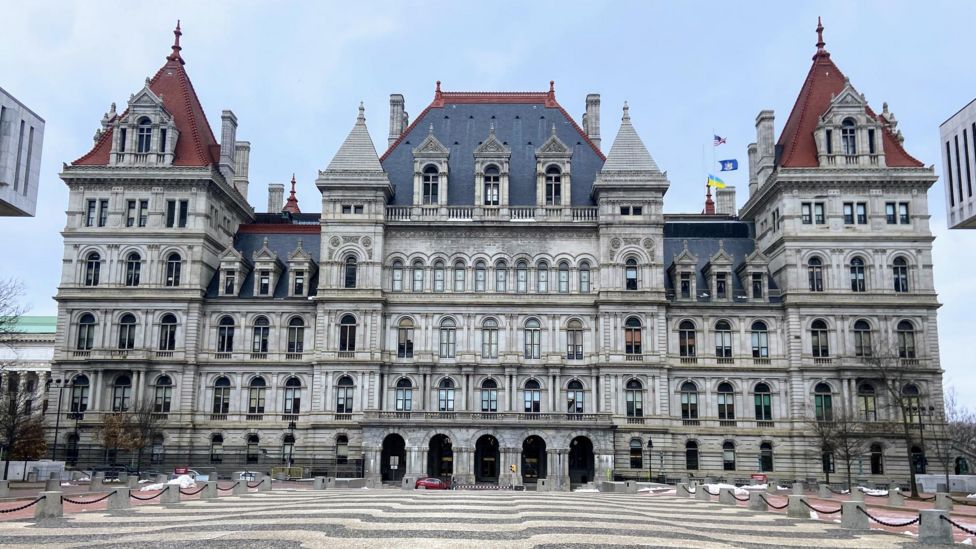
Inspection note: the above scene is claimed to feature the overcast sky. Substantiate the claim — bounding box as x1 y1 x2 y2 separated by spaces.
1 1 973 397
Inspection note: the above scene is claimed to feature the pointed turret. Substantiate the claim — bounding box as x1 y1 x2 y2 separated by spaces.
317 103 394 195
283 174 301 214
593 103 669 194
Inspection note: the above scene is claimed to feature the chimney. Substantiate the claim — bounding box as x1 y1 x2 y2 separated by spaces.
584 94 601 148
233 141 251 199
715 186 736 215
755 110 775 188
389 94 405 146
747 143 758 196
267 183 284 213
219 110 238 180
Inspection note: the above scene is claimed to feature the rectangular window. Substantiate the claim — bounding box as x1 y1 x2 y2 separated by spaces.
159 128 167 152
258 270 270 295
825 129 833 154
679 273 691 299
956 135 965 204
138 199 149 227
166 201 176 227
965 128 973 198
843 203 854 224
856 202 867 224
751 273 763 299
814 202 825 224
13 120 24 191
632 206 642 215
354 205 364 214
98 199 109 227
946 141 955 207
899 202 910 224
868 129 876 154
86 199 97 227
178 200 189 228
294 271 305 295
224 271 236 295
801 202 812 224
119 128 127 152
126 200 136 227
341 205 352 214
715 273 727 299
885 202 896 224
619 206 630 215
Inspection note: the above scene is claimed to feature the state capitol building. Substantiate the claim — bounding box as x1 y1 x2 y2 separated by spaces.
49 21 944 487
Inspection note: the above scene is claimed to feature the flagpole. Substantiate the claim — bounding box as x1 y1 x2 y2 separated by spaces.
711 127 717 174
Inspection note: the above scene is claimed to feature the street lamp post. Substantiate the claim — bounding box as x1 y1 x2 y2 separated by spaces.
48 379 69 461
287 421 296 470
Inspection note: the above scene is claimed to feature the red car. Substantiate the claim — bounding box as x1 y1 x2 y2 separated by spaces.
415 477 451 490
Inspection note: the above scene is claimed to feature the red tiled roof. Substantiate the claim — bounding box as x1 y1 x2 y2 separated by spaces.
776 28 922 168
73 23 219 167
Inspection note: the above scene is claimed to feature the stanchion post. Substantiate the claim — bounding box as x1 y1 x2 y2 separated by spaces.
748 492 767 511
792 481 805 496
107 489 130 510
161 485 180 504
818 485 831 499
202 481 218 499
695 486 711 501
840 502 867 530
934 492 953 511
850 488 863 502
233 481 247 495
313 476 325 490
887 490 904 507
35 492 63 519
918 510 952 545
258 477 271 492
719 488 736 505
786 495 808 519
0 480 9 498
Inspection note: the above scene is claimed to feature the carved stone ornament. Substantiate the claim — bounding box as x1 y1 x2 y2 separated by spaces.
610 238 622 251
329 237 341 248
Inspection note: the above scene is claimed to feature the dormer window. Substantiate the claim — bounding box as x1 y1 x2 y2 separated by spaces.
484 165 500 206
716 273 727 299
224 270 236 295
137 117 153 153
680 273 691 298
294 270 305 295
545 166 562 206
841 118 856 155
422 165 439 205
258 270 271 295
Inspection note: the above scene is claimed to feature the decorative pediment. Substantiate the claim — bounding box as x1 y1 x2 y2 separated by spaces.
287 238 314 263
536 125 571 156
707 240 734 267
218 245 248 265
474 124 511 158
252 237 281 264
412 124 449 157
740 248 769 269
672 240 698 266
829 79 867 110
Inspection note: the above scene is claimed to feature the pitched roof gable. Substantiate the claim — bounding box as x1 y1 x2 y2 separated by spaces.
324 103 385 173
73 22 219 167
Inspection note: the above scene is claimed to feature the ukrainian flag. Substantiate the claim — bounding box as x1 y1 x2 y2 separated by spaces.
707 174 726 189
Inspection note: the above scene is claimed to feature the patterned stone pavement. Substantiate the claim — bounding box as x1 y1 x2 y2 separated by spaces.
0 489 918 548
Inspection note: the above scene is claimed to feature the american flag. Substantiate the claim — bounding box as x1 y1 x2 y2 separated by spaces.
713 134 727 146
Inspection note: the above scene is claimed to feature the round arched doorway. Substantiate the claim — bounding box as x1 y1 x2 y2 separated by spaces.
521 436 547 484
381 434 406 482
427 434 453 480
568 436 594 485
474 434 500 483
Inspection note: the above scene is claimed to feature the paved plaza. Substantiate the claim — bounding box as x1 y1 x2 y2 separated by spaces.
0 488 925 548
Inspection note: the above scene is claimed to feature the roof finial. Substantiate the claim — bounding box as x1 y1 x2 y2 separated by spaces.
489 121 495 134
166 20 184 64
622 101 630 122
428 123 434 135
357 101 365 123
551 123 557 136
435 80 442 101
815 16 827 55
704 183 715 215
283 173 301 214
549 80 555 93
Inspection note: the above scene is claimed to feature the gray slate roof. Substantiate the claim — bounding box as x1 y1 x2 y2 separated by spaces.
205 232 321 299
601 104 661 174
325 104 385 173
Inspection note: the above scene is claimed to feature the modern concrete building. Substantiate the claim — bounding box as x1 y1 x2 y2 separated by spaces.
48 21 946 487
0 87 44 216
940 97 976 228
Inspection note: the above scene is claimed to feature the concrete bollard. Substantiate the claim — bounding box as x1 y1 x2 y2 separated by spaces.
918 509 952 545
818 485 832 499
792 481 805 495
161 484 181 504
719 488 736 505
156 474 168 484
624 481 638 494
127 476 139 489
327 477 336 489
313 476 325 490
849 488 863 502
201 481 218 499
35 491 63 519
366 477 379 489
401 476 417 491
887 490 904 507
45 477 60 492
107 488 130 510
677 483 690 497
934 492 953 511
840 502 868 530
258 477 271 492
766 483 779 495
91 474 104 491
118 472 128 483
233 481 247 495
695 486 711 501
0 480 9 498
787 495 808 519
748 492 767 511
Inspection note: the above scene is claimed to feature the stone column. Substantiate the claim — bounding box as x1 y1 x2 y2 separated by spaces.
595 451 613 484
454 447 474 484
363 446 382 484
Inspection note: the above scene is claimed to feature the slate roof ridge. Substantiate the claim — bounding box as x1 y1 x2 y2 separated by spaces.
599 102 661 174
324 103 385 173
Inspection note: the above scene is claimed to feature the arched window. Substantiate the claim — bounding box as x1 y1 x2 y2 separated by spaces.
216 316 235 353
125 252 141 287
679 320 696 357
537 262 549 293
395 378 413 411
117 313 137 350
453 261 465 292
870 443 884 474
248 377 267 415
893 256 909 293
344 256 358 289
717 382 735 420
210 434 224 463
579 261 591 293
112 374 132 412
438 378 455 412
282 434 295 465
336 434 349 464
685 441 699 470
759 442 774 472
246 434 259 464
495 261 508 292
897 320 916 359
412 261 424 292
287 317 305 354
212 377 230 414
483 165 500 206
902 384 921 424
137 117 153 153
480 378 498 412
853 320 872 357
566 319 583 360
397 318 414 358
482 318 498 358
754 382 772 421
165 253 182 287
524 379 541 413
841 118 857 155
251 317 270 353
814 382 833 421
850 256 866 292
77 313 96 350
433 261 445 292
85 252 101 286
335 376 354 414
439 318 456 358
625 258 638 291
558 262 570 293
391 261 404 292
283 377 302 414
714 320 732 358
858 383 877 421
339 314 356 352
153 375 172 413
630 439 643 469
422 165 439 205
626 379 644 418
544 165 562 205
70 375 89 415
807 257 824 292
680 381 698 419
567 379 584 414
515 261 528 293
751 321 769 358
811 319 829 357
475 261 487 292
523 318 541 359
625 317 642 355
723 441 736 471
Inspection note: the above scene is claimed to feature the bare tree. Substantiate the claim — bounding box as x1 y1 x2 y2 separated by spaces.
0 278 27 370
832 412 869 491
806 416 838 484
0 372 48 480
97 398 163 472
